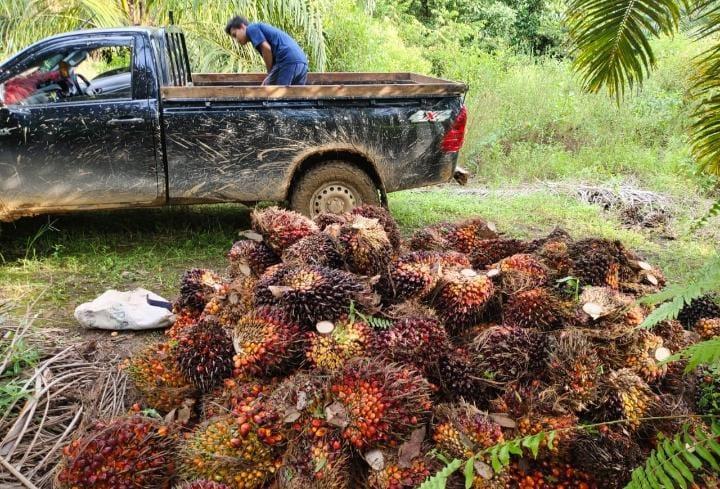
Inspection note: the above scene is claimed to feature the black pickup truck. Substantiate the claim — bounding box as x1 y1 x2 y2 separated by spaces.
0 27 468 222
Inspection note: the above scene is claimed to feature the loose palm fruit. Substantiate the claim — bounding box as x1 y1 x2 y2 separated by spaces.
281 232 344 268
305 316 374 371
373 315 450 374
596 368 654 429
492 254 549 294
227 240 279 278
254 264 374 327
232 307 304 378
570 429 643 488
332 215 393 276
202 276 257 329
470 238 528 269
166 305 201 340
505 459 597 489
178 268 223 314
503 287 566 331
127 341 195 413
432 269 495 333
176 319 234 392
251 206 318 254
351 204 402 252
430 347 493 404
276 430 350 489
470 325 547 383
445 218 500 254
180 415 280 489
695 318 720 339
328 358 432 449
546 330 601 411
57 416 174 489
432 402 504 460
366 447 439 489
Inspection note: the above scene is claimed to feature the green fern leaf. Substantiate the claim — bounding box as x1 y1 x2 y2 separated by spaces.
691 199 720 231
419 459 463 489
668 337 720 372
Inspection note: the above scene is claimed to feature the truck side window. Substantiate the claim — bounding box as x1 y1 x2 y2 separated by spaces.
1 45 132 106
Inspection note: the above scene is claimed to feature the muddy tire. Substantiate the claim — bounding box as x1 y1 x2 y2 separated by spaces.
290 161 381 217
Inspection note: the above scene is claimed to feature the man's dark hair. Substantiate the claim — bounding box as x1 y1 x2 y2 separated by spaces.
225 16 249 35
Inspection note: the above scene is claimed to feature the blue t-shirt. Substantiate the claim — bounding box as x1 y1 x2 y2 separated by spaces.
246 23 308 67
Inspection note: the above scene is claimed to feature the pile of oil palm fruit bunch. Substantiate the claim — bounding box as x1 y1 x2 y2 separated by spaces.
56 205 720 489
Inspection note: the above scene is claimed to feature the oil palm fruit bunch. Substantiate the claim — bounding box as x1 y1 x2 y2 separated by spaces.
373 315 450 374
534 239 574 279
432 402 504 460
266 371 331 432
227 240 279 278
167 306 201 340
470 325 547 383
127 341 195 414
505 459 597 489
616 329 668 383
176 319 234 392
570 428 643 488
232 307 304 378
385 251 470 303
430 347 493 404
516 412 578 456
281 232 344 268
408 222 455 251
331 215 393 276
569 238 626 289
652 319 691 351
577 286 643 328
677 294 720 329
177 482 231 489
697 364 720 416
178 268 223 314
695 317 720 339
432 269 495 333
180 415 281 489
490 254 549 294
545 330 602 411
596 368 654 429
305 316 374 372
203 276 257 328
365 447 439 489
328 358 432 450
203 379 274 419
314 211 350 230
351 204 402 252
276 428 350 489
526 227 573 251
469 238 528 269
503 287 567 331
444 218 500 254
251 206 318 254
57 416 174 489
254 264 374 328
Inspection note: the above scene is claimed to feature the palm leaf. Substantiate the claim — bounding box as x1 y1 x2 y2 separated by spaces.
566 0 684 99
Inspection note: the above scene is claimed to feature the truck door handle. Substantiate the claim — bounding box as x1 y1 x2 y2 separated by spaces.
107 117 144 126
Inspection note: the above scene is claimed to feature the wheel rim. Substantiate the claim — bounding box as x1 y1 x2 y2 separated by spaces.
310 181 361 216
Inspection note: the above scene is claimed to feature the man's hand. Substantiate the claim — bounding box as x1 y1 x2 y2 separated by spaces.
259 41 273 72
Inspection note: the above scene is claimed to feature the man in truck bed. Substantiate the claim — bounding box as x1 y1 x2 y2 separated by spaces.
225 16 308 86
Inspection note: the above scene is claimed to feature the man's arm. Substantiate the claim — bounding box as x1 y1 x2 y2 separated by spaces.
258 41 273 72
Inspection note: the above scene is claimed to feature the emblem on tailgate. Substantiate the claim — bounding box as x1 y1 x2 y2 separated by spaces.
409 110 452 123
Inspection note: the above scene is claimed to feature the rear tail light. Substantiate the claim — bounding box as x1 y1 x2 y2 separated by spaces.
441 105 467 153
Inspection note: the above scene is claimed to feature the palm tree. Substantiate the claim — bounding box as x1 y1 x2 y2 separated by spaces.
0 0 326 71
566 0 720 177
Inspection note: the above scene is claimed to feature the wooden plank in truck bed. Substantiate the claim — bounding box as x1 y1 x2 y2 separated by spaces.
162 72 467 101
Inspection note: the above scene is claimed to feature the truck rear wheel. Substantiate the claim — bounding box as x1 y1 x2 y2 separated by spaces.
290 161 381 217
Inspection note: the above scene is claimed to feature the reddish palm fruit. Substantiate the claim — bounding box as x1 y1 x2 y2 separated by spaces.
178 482 231 489
595 368 653 429
227 240 279 278
504 459 598 488
432 402 504 459
251 206 319 254
127 342 196 413
695 317 720 339
516 412 578 456
492 254 549 294
328 358 432 449
166 305 201 340
176 319 234 392
432 269 495 333
651 319 690 351
351 204 402 252
385 251 471 303
373 315 450 374
615 329 667 383
203 379 275 419
430 347 493 405
281 232 344 268
232 307 304 378
470 325 547 383
678 294 720 329
180 415 281 489
177 268 223 314
314 211 351 230
331 215 393 276
503 287 567 331
366 448 440 489
546 330 602 411
444 218 500 254
254 264 373 328
203 276 257 329
470 238 528 269
276 429 350 489
57 416 174 489
305 316 374 372
534 239 574 279
407 222 456 251
570 429 643 488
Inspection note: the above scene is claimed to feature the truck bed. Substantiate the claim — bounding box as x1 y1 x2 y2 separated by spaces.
161 72 467 101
